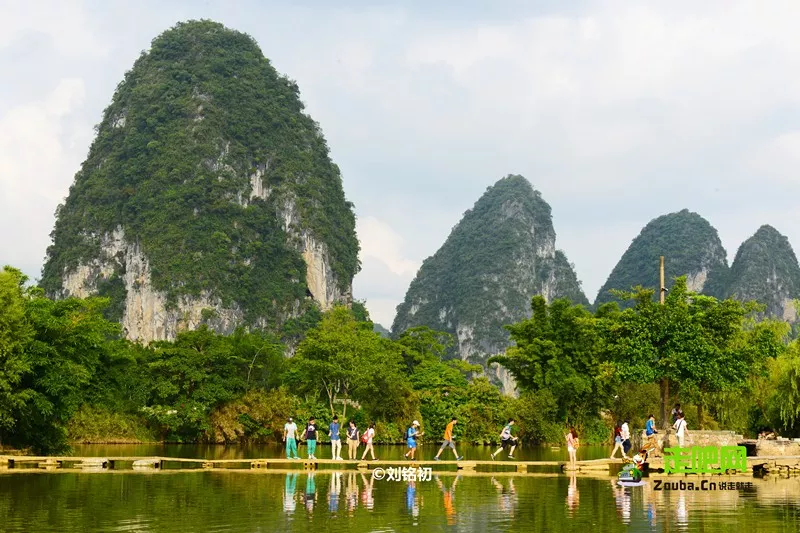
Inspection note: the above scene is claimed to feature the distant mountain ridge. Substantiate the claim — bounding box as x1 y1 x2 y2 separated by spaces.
723 225 800 321
593 212 800 324
594 209 729 306
392 175 588 393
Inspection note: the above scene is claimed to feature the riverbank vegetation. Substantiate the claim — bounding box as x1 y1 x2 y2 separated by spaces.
1 265 798 454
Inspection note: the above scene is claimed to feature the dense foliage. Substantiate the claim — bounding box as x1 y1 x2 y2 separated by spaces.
605 277 785 427
392 175 588 382
6 263 800 454
491 277 789 438
0 267 119 453
489 296 614 425
595 209 729 306
1 270 521 451
41 20 359 324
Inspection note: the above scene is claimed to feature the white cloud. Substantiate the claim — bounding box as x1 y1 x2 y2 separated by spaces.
0 79 86 275
0 0 106 59
743 131 800 185
353 217 420 326
356 216 419 277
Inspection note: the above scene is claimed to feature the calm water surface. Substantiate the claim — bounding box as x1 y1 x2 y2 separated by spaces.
2 445 799 532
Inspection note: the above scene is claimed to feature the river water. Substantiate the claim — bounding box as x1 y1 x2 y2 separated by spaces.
2 444 799 531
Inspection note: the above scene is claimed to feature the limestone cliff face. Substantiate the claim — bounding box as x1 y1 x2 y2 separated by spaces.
724 225 800 321
595 209 729 305
276 194 351 311
392 175 588 394
61 227 245 341
41 21 359 342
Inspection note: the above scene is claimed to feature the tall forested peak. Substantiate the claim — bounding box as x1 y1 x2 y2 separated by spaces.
724 225 800 321
595 209 729 305
392 174 587 393
41 20 359 342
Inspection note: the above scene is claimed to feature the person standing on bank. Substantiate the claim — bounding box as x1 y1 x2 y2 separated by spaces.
434 417 464 461
671 403 684 424
491 419 518 460
610 423 625 459
620 420 632 457
329 415 342 460
346 420 359 460
304 417 319 460
673 413 688 447
566 427 579 470
404 420 424 460
283 416 300 460
361 422 377 461
645 414 659 455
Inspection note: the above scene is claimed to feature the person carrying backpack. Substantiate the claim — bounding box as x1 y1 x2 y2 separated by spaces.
361 422 377 461
404 420 424 460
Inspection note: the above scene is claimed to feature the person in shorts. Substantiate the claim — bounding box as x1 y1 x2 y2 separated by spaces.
434 417 463 461
491 419 518 460
404 420 424 460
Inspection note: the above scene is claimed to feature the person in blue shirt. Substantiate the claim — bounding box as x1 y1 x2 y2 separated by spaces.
404 420 424 460
329 415 342 460
645 414 656 436
644 414 659 456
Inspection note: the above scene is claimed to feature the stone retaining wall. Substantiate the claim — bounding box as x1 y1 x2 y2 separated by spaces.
755 439 800 456
631 430 744 451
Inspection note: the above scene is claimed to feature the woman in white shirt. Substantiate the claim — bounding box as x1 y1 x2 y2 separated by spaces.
673 414 688 447
361 422 377 460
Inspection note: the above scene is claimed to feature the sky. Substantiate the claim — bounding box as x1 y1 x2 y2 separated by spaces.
3 1 800 328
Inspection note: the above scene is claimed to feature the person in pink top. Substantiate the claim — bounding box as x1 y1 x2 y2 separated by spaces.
566 427 579 470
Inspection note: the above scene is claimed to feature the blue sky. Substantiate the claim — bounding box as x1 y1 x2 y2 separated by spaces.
3 0 800 327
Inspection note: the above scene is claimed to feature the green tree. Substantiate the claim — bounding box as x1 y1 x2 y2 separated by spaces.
395 326 453 372
0 267 119 453
609 276 783 428
290 306 384 419
142 326 249 441
0 267 34 445
489 296 613 425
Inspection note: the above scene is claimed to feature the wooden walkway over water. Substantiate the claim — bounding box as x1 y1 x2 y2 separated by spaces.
4 455 800 476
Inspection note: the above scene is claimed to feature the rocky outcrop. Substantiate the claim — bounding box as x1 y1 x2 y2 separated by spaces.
60 228 244 342
595 209 729 305
275 195 350 311
724 225 800 321
392 175 588 394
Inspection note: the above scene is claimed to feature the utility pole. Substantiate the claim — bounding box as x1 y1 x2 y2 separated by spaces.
660 256 669 435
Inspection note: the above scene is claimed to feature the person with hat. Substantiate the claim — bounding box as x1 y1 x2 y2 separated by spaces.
404 420 424 460
283 416 300 459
